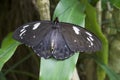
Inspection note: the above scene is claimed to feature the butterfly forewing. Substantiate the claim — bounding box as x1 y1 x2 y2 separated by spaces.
60 22 102 52
13 21 53 47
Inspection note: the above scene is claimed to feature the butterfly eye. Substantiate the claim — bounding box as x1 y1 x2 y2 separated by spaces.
13 18 102 60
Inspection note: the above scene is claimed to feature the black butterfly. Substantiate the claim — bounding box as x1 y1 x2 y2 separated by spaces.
13 18 102 60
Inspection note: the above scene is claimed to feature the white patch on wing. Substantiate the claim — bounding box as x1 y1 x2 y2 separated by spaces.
33 35 36 38
89 36 94 41
73 26 80 35
74 39 77 42
32 22 41 30
36 53 40 56
87 37 93 47
85 32 92 36
23 25 29 28
19 30 26 36
86 31 94 41
19 25 29 39
64 45 67 48
20 29 25 32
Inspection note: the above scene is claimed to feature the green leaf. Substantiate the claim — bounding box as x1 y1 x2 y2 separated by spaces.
53 0 85 26
109 0 120 9
0 33 20 70
85 2 108 80
40 0 85 80
40 54 79 80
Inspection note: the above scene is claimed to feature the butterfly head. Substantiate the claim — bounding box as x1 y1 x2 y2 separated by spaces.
54 17 59 24
52 17 60 29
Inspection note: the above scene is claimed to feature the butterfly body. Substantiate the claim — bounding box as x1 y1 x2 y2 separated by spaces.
13 18 102 60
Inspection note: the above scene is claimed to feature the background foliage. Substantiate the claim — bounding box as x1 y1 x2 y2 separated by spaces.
0 0 120 80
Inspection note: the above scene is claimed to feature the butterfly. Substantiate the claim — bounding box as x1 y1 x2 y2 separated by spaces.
13 18 102 60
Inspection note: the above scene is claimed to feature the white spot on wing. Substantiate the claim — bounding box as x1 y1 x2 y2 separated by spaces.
86 32 92 36
33 35 36 38
73 26 80 35
64 45 67 48
33 22 41 30
74 40 77 42
23 25 29 28
34 50 36 53
87 37 93 47
19 30 26 37
89 36 94 41
37 53 40 56
19 25 29 39
20 29 25 32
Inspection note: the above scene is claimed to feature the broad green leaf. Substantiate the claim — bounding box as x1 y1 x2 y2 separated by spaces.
0 33 20 70
53 0 85 26
85 2 108 80
40 0 85 80
40 54 79 80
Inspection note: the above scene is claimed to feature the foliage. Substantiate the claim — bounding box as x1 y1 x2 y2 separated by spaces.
0 33 20 70
0 0 120 80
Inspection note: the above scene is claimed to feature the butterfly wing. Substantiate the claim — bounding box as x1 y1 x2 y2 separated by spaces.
13 21 53 47
60 22 102 52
